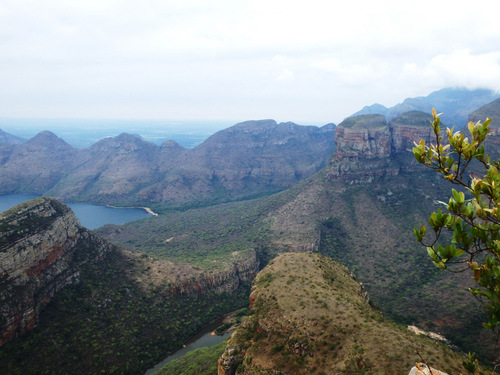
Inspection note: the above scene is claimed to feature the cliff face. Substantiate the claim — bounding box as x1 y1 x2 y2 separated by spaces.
0 197 114 346
218 252 464 375
334 114 391 159
169 249 260 295
330 111 434 182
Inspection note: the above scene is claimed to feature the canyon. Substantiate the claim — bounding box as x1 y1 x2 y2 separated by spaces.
1 90 499 373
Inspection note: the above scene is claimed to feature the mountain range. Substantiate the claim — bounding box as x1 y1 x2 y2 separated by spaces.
0 88 499 374
351 87 499 126
0 120 335 208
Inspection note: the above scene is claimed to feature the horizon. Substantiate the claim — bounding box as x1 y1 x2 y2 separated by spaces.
2 1 500 124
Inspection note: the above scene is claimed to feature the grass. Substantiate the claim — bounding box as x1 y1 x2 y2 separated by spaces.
154 338 229 375
224 252 466 375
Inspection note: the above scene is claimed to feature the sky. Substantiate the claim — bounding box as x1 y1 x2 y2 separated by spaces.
1 0 500 125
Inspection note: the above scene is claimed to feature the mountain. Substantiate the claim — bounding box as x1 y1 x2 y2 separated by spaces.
0 129 25 145
351 87 499 127
2 102 500 372
218 252 464 375
0 131 79 193
0 120 336 208
98 108 499 363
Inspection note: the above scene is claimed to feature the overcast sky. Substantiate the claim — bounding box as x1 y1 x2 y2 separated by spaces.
1 0 500 125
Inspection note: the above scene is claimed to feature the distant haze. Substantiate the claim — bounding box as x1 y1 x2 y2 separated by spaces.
0 118 233 148
1 1 500 124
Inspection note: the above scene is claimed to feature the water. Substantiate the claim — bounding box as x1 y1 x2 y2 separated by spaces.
0 194 152 229
144 317 232 375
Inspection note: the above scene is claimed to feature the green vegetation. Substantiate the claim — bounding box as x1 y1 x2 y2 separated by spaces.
96 188 299 270
414 109 499 337
154 338 228 375
224 252 465 375
0 248 250 374
413 109 499 371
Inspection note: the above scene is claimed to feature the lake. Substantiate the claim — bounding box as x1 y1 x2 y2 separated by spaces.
0 194 152 229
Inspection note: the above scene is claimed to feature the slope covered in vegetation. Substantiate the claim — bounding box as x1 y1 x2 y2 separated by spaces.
219 252 465 375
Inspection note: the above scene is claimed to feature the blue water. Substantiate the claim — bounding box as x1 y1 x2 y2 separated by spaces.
0 194 152 229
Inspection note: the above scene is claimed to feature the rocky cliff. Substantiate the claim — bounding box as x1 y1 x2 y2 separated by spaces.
169 249 260 295
330 111 434 182
0 197 256 374
218 252 464 375
0 197 114 346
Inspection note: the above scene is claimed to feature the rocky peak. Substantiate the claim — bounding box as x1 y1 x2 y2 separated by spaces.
334 114 390 159
90 133 150 153
389 111 434 154
218 252 464 374
0 197 114 346
24 131 74 152
160 139 183 149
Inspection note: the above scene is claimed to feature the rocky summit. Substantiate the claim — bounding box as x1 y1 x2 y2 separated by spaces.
328 111 435 183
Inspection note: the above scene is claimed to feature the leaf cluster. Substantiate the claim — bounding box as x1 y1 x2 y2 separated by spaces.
413 109 500 345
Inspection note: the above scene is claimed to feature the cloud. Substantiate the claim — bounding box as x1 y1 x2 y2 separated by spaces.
1 0 500 124
400 50 500 90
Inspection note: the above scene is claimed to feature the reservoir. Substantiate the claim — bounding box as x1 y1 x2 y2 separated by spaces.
0 194 152 229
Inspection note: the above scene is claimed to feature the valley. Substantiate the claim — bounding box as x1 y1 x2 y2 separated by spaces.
0 88 499 374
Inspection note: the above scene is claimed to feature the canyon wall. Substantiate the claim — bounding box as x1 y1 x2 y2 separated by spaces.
330 111 435 182
0 197 114 346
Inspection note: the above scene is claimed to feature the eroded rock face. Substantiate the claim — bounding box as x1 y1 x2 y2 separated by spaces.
0 197 114 346
330 111 435 182
334 115 391 159
170 250 259 295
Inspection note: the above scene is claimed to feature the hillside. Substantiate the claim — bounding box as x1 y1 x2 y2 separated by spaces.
0 120 335 208
98 109 499 362
218 252 465 375
0 129 24 145
2 103 499 372
0 198 254 374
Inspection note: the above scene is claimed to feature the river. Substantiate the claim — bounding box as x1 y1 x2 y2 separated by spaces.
0 194 153 229
144 317 233 375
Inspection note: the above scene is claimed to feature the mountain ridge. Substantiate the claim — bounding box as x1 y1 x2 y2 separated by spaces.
0 120 336 208
218 252 465 375
351 87 499 126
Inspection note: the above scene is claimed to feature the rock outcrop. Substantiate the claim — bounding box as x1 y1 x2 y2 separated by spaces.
409 363 449 375
330 111 435 182
170 249 260 295
0 197 114 346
